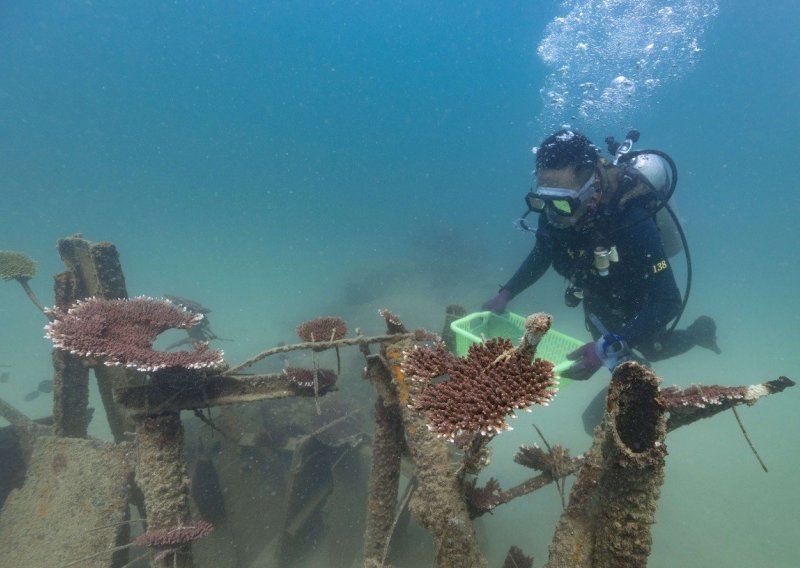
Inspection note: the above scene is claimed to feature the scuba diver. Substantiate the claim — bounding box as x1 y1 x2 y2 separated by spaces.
483 129 721 390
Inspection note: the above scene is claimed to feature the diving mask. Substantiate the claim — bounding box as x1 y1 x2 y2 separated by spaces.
525 174 596 217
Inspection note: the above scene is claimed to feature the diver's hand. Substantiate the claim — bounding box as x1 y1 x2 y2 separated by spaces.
482 289 512 313
561 342 603 380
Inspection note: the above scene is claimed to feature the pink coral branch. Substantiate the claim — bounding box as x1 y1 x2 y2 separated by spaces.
44 296 224 372
133 520 214 547
296 316 348 343
404 338 556 441
378 308 408 334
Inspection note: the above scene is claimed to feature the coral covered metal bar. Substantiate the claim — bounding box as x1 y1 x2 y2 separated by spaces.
53 236 136 441
135 412 195 568
662 376 795 431
114 372 317 417
362 355 404 567
387 335 487 568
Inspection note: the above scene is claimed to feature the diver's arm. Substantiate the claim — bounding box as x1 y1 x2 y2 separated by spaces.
616 208 682 347
502 233 553 298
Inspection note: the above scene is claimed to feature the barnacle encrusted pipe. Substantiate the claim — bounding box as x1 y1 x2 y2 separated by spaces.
546 361 667 568
44 296 224 372
404 337 556 440
135 412 195 568
362 392 404 564
591 362 667 567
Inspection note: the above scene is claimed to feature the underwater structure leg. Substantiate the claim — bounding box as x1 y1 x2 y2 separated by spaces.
51 349 90 439
51 270 90 438
135 412 195 568
592 362 666 566
546 362 666 568
54 236 135 441
52 271 89 438
362 357 404 567
384 337 487 568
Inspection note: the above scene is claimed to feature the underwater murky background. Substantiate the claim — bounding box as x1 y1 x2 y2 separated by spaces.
1 1 798 566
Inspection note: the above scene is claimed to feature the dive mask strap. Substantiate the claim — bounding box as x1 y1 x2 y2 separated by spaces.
514 207 536 232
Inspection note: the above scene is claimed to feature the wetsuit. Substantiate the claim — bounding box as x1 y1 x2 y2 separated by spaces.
502 200 694 361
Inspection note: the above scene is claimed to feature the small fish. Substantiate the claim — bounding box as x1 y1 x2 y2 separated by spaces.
37 380 53 393
24 390 40 402
0 372 9 383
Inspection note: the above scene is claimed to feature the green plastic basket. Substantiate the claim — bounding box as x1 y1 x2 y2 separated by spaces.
450 311 584 380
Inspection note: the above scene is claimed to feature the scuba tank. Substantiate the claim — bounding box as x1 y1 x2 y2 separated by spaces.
606 130 682 256
606 129 691 334
627 151 683 258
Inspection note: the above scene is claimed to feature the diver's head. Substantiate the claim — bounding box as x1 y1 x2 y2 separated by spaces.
535 129 599 173
528 130 600 228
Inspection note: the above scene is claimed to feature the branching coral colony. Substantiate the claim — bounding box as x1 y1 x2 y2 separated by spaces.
0 250 48 316
0 235 794 568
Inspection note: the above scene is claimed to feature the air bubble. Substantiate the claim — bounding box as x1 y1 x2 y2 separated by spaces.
535 0 718 131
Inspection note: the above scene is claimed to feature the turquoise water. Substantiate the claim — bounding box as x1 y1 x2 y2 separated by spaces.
1 1 798 566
